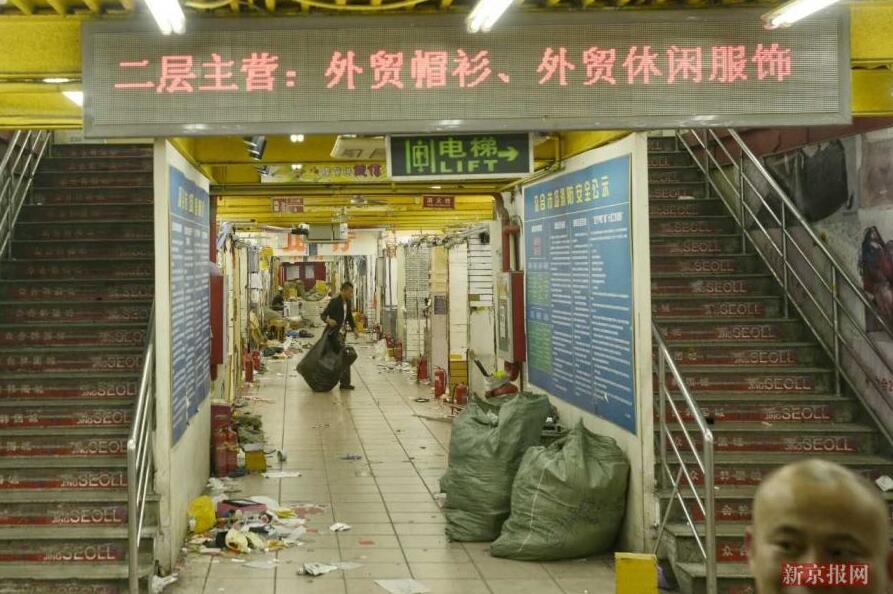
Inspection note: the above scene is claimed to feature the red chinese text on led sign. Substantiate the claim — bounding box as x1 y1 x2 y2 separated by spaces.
113 44 793 94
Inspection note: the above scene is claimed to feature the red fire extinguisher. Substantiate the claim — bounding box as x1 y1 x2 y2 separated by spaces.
433 368 446 399
453 383 469 409
395 341 404 362
417 357 429 382
252 351 261 371
213 429 231 477
243 351 254 383
385 335 395 348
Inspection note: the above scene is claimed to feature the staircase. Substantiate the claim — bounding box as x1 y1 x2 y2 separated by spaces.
0 142 156 593
648 135 893 594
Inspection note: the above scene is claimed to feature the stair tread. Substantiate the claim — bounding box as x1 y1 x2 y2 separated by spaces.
659 485 893 500
32 187 154 192
669 422 875 433
652 272 773 279
36 171 152 176
658 341 816 348
5 257 153 263
660 365 831 373
12 239 153 244
0 299 152 306
0 562 153 580
652 295 782 301
0 491 137 503
661 393 848 403
0 372 139 379
673 452 893 465
0 458 126 469
657 318 801 324
674 562 754 579
0 427 130 436
0 345 144 353
0 400 135 408
0 525 154 540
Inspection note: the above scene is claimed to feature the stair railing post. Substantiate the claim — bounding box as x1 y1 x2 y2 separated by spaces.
738 149 747 255
832 267 841 394
659 352 669 490
704 432 717 594
781 200 790 318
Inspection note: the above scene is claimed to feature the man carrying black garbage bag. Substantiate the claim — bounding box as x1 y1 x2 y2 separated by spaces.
321 281 360 390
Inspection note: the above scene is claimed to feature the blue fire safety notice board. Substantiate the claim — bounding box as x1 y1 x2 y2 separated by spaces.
170 165 211 444
524 154 636 433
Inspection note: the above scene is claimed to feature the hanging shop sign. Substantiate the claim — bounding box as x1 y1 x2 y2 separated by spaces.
389 134 532 180
81 9 849 137
271 196 304 214
422 195 456 209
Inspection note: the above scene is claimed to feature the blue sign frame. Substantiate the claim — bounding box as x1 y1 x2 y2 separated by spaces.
170 165 211 444
524 154 636 433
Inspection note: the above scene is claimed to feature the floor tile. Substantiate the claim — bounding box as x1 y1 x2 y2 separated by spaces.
274 578 347 594
402 548 471 563
203 578 275 594
557 578 614 594
408 562 479 579
487 579 564 594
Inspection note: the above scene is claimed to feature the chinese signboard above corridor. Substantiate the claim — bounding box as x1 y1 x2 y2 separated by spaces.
388 134 532 180
81 10 850 137
271 196 304 214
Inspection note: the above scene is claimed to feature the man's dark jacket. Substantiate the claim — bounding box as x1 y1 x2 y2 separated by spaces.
321 295 355 332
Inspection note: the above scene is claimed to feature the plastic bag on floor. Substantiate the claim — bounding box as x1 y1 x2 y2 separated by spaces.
440 392 551 542
296 329 344 392
489 420 629 561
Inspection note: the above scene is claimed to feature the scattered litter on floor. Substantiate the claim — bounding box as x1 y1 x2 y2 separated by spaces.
333 561 363 571
877 475 893 491
299 562 340 576
374 579 432 594
341 453 363 461
414 398 431 403
359 538 375 545
263 470 302 479
149 575 178 593
329 522 352 532
413 414 453 423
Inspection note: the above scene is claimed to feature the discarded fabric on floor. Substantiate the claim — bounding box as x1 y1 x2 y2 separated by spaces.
490 420 629 561
440 392 551 542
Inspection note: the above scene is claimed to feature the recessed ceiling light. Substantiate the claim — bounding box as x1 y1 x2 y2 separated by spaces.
290 134 305 143
43 77 71 84
63 91 84 107
291 163 304 171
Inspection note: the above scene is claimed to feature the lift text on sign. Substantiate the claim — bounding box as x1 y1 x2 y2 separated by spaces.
388 134 532 181
81 9 849 137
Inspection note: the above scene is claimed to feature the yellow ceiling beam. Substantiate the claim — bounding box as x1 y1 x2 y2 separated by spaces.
852 68 893 116
82 0 102 12
559 131 629 159
0 18 81 79
851 2 893 66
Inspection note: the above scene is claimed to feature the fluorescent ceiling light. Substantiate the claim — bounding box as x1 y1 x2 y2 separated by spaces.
291 163 303 171
290 134 305 143
144 0 186 35
43 77 71 84
430 185 442 190
63 91 83 107
467 0 514 33
762 0 842 29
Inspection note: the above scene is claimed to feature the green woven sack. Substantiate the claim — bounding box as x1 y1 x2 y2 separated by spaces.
490 420 629 560
440 392 551 542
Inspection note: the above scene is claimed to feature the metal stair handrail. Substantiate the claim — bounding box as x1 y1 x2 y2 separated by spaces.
128 304 155 594
678 129 893 442
652 322 717 594
0 131 51 265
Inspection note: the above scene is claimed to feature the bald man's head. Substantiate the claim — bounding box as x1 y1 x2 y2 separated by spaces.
746 459 892 594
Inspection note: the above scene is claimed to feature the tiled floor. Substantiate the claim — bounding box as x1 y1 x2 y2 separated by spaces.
169 340 616 594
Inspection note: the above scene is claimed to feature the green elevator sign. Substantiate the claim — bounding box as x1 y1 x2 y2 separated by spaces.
387 133 533 181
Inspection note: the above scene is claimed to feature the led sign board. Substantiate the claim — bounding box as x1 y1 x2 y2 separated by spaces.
81 10 850 137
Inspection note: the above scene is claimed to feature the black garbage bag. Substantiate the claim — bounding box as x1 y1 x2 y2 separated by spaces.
296 330 344 392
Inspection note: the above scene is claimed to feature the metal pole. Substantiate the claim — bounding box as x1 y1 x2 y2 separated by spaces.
781 202 790 317
738 151 747 255
832 268 841 394
659 353 669 490
127 441 139 594
704 435 717 594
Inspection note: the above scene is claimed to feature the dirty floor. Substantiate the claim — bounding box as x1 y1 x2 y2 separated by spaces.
169 340 617 594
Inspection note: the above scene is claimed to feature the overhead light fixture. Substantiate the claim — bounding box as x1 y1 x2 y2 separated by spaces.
63 91 84 107
762 0 842 29
467 0 514 34
291 163 303 171
144 0 186 35
43 77 72 84
290 134 305 143
430 185 442 190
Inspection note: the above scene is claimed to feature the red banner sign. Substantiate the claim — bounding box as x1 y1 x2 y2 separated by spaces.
422 195 455 209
